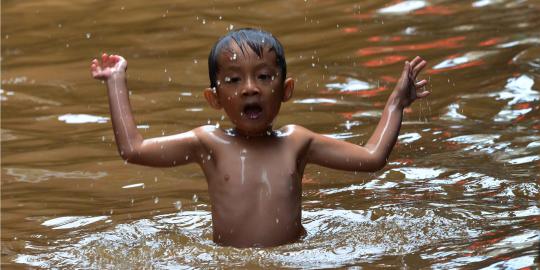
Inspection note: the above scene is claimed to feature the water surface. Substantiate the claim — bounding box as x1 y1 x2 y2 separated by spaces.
2 0 539 268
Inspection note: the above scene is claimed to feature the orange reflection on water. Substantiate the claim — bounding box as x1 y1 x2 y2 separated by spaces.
357 36 466 56
478 37 504 47
468 236 504 251
427 59 484 74
367 36 402 42
413 5 455 15
380 75 398 83
320 86 388 98
341 27 359 34
362 55 407 67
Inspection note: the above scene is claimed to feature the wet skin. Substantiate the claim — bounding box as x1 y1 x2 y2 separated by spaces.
90 44 429 248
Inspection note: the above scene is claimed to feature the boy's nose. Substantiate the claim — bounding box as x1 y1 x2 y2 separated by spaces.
241 78 260 96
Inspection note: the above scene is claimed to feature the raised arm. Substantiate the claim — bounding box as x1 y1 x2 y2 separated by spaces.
90 53 201 167
306 56 429 172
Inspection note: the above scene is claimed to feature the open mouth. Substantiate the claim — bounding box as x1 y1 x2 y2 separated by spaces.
243 103 263 119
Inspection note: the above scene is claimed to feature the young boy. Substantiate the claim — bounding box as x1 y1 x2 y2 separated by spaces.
90 28 429 248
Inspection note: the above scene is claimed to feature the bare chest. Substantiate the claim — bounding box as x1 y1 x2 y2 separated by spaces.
200 139 305 202
213 147 299 192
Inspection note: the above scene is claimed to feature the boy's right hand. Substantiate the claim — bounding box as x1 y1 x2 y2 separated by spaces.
91 53 127 81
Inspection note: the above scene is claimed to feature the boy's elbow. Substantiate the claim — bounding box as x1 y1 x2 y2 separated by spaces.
119 149 140 164
364 156 388 172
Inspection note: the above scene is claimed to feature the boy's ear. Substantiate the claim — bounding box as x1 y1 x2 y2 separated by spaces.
204 88 222 109
282 78 295 102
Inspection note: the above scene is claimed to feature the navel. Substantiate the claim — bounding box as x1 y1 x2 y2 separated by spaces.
224 174 230 182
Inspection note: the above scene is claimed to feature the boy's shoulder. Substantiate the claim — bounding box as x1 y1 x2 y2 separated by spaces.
275 124 313 138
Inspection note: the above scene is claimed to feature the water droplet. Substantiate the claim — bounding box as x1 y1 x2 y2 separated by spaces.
130 198 135 206
276 218 279 224
202 19 206 24
57 24 62 28
154 197 159 204
229 24 234 30
101 136 105 141
154 177 158 182
193 59 198 64
174 200 182 210
85 33 91 39
192 194 198 202
225 77 231 83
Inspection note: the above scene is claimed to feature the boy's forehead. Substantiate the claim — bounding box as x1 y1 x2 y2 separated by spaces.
217 41 278 66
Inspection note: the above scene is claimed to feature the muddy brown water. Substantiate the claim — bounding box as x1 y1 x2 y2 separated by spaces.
2 0 539 268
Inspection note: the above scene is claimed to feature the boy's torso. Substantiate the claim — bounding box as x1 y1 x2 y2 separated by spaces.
194 125 309 247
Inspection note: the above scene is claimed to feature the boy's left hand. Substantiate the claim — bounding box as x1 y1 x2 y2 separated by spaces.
393 56 430 108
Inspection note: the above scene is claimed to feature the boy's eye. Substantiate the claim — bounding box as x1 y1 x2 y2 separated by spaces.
258 74 273 81
224 76 240 83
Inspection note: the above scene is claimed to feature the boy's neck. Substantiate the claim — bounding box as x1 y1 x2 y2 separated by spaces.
229 127 276 138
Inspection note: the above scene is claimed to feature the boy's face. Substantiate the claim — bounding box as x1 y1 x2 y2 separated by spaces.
204 42 294 136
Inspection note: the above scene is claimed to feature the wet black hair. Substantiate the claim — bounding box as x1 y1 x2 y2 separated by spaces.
208 28 287 89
